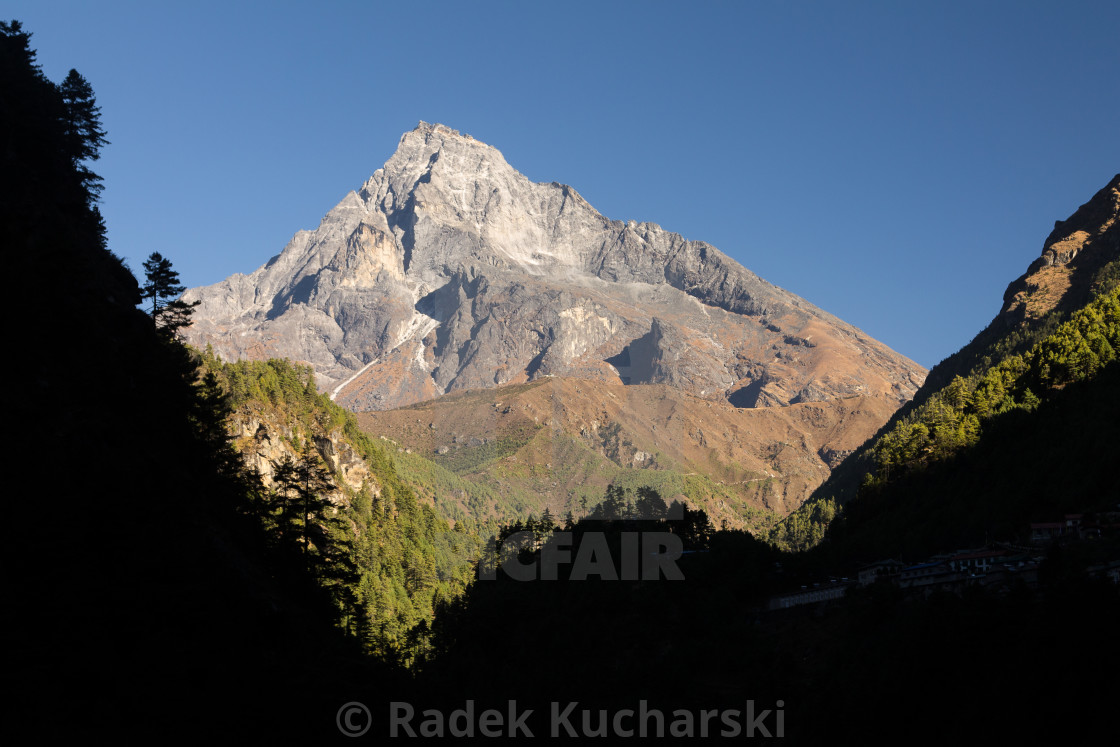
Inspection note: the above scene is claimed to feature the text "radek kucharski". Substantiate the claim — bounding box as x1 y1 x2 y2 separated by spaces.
390 699 785 738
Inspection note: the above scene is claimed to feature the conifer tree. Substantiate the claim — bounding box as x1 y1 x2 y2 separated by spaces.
271 443 343 566
141 252 200 336
59 68 107 196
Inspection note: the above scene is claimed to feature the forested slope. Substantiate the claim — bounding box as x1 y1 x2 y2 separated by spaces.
5 22 423 737
772 175 1120 551
199 353 481 663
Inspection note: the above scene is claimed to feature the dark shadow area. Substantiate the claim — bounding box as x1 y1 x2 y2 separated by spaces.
4 24 400 738
605 344 632 383
389 152 438 274
728 378 766 408
266 274 316 319
421 482 1120 743
524 347 547 378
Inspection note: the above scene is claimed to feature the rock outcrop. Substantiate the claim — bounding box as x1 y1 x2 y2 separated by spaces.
1000 174 1120 326
230 408 374 507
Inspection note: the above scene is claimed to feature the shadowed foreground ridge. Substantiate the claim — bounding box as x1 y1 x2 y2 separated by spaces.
5 21 400 738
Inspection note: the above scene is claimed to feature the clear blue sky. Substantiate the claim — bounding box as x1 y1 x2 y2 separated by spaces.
11 0 1119 368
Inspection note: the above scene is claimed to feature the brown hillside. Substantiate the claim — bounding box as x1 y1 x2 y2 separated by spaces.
357 377 896 528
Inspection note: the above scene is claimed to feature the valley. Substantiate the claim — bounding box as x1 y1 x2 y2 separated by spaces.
9 16 1118 739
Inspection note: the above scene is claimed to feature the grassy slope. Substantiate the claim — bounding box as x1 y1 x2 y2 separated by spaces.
358 378 900 535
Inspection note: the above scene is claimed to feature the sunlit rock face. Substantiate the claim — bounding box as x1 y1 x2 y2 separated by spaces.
184 122 925 412
999 174 1119 327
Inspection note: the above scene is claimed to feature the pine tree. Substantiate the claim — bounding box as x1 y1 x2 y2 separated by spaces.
271 442 338 569
141 252 200 336
59 68 107 197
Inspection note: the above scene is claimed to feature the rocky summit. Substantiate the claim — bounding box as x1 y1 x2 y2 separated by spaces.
184 122 924 414
182 123 930 524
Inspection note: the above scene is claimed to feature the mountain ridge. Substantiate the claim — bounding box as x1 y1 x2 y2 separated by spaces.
771 172 1120 549
358 375 899 526
920 173 1119 397
183 122 924 414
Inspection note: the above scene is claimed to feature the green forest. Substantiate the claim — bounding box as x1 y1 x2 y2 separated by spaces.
772 267 1120 553
868 283 1118 484
198 352 481 665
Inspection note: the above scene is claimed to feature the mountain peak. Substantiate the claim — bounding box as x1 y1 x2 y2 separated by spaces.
184 125 924 415
361 122 518 234
387 121 499 169
411 120 475 140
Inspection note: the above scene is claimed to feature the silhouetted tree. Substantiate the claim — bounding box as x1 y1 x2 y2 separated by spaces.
59 68 107 196
7 21 397 738
270 442 364 625
142 251 199 335
272 443 334 557
635 486 668 520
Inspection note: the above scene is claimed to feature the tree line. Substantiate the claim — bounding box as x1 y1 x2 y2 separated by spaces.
866 283 1118 487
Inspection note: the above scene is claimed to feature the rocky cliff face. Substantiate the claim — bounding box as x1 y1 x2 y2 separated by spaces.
1000 174 1119 326
230 406 374 507
912 173 1119 400
184 122 924 413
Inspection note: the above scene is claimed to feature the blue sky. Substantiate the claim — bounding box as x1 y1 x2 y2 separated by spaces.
12 0 1119 368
